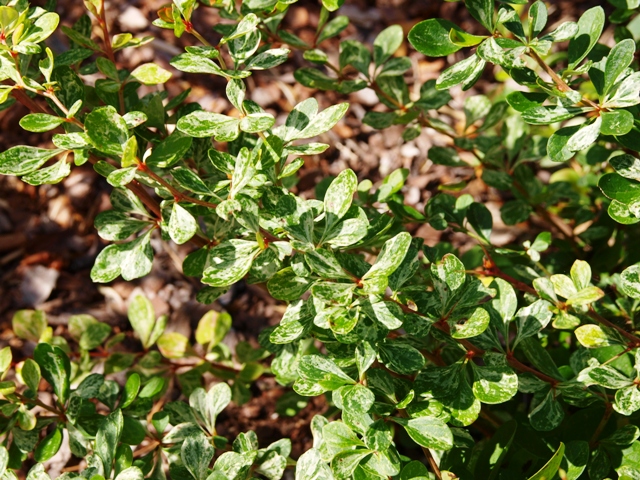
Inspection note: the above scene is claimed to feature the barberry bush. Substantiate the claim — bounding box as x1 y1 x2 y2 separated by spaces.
3 0 640 478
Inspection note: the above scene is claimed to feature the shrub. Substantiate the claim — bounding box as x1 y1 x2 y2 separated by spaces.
2 0 640 478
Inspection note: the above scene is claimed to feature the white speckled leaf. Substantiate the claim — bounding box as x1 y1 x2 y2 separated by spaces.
170 53 225 76
177 110 240 139
298 103 349 139
362 232 412 281
0 146 63 176
169 203 197 245
202 239 260 287
85 106 129 157
472 353 518 404
181 433 214 480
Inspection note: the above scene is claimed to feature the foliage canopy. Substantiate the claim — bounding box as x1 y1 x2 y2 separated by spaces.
4 0 640 478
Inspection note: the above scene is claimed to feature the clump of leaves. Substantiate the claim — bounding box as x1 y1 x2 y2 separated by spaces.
4 0 640 478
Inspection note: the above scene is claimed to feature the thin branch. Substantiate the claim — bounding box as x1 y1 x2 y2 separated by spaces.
588 308 640 347
589 403 613 448
506 354 559 386
13 392 65 418
528 48 599 109
137 163 219 209
96 0 125 114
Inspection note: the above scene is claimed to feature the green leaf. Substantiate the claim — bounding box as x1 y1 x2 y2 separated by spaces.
0 146 63 176
121 373 140 409
322 421 364 456
139 377 165 398
568 7 605 68
181 433 214 480
604 39 636 96
522 106 588 125
85 106 129 157
599 173 640 204
450 29 487 47
408 19 463 57
614 385 640 415
574 324 622 348
331 450 371 478
298 103 349 139
608 199 640 224
245 48 290 70
528 1 547 39
305 249 351 280
33 343 70 405
195 310 232 347
128 294 155 348
79 321 112 350
378 168 410 201
394 416 453 450
451 307 490 339
378 341 425 374
22 359 41 393
34 427 62 462
130 63 172 85
611 154 640 182
0 7 18 31
465 0 495 31
436 54 485 90
202 240 260 287
147 131 193 168
467 202 492 242
96 409 123 475
22 12 59 44
177 111 240 141
621 265 640 298
501 200 532 225
170 53 225 76
157 332 189 359
205 382 232 427
324 169 357 232
571 261 592 291
115 467 144 480
562 441 589 480
339 40 371 75
318 16 349 44
514 299 553 348
169 203 197 245
474 420 517 480
565 286 604 306
600 109 634 136
547 125 580 162
239 113 275 133
541 21 578 42
431 253 466 295
12 310 47 342
21 158 71 186
107 167 137 188
506 91 548 112
472 353 518 404
362 232 412 293
321 0 344 12
529 389 564 431
221 13 260 43
95 211 149 242
605 72 640 108
528 443 565 480
296 355 355 394
295 448 333 479
19 114 65 133
268 267 314 301
373 25 403 66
